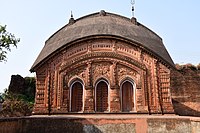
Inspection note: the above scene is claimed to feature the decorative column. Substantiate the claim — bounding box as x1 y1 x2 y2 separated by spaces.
159 63 174 114
143 69 151 114
33 70 47 114
53 70 58 108
110 61 120 112
47 71 52 115
155 61 163 114
57 73 68 113
64 75 70 112
84 62 94 112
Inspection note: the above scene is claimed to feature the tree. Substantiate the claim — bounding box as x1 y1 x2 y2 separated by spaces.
8 75 36 103
0 75 36 117
0 25 20 62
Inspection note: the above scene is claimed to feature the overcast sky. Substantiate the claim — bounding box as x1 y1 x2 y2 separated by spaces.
0 0 200 92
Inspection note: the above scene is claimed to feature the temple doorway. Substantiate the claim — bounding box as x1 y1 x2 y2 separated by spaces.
121 81 134 112
71 82 83 112
96 81 108 112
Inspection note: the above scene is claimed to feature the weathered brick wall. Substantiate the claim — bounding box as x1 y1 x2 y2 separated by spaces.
34 38 175 114
0 116 199 133
171 64 200 116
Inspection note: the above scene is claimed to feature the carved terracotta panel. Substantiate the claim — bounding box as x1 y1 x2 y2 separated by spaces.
92 62 111 83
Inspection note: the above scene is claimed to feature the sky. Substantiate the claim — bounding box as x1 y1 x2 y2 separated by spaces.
0 0 200 93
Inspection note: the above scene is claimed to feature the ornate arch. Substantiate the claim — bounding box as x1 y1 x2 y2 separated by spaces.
93 76 110 88
68 76 85 88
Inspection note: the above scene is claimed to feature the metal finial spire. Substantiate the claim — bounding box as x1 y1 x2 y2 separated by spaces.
71 11 73 18
69 11 75 24
131 0 135 17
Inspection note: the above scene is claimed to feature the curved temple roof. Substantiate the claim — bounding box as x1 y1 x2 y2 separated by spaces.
30 11 174 72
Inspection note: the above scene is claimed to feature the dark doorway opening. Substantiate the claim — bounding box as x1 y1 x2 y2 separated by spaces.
96 81 108 112
71 82 83 112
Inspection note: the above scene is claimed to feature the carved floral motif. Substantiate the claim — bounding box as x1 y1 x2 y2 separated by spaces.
64 66 87 87
118 64 137 80
92 62 111 82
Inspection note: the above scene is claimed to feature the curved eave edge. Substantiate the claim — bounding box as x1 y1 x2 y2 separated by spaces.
30 35 175 72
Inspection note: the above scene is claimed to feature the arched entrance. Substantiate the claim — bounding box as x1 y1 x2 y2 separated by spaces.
95 80 109 112
121 80 134 112
71 81 83 112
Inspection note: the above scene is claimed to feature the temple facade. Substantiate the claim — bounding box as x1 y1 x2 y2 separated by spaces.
30 11 174 114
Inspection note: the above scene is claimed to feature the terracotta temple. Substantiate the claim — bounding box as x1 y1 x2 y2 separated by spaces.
30 11 175 114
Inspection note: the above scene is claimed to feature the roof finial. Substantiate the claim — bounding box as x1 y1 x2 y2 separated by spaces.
71 11 73 18
131 0 135 17
69 11 75 24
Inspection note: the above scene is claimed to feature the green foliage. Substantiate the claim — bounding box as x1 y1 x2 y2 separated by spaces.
24 77 36 103
0 25 20 62
0 76 36 117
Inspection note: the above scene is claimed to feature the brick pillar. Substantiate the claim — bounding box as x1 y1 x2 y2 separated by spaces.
159 64 174 114
59 73 69 112
84 86 94 113
84 62 94 112
109 62 120 112
110 85 120 112
62 88 69 112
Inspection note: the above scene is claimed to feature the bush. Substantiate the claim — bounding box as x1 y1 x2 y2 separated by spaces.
0 92 33 117
197 64 200 70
